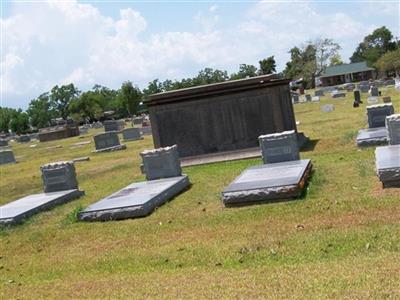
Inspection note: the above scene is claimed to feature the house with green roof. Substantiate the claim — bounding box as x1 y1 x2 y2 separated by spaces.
319 62 375 86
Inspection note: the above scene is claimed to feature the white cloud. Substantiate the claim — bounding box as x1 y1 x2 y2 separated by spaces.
1 0 397 109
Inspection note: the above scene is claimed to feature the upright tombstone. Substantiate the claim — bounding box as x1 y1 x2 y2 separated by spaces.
370 86 379 97
17 135 31 143
375 145 400 188
141 126 153 135
40 161 79 193
122 127 143 141
93 131 126 153
133 116 144 125
354 90 361 103
0 139 9 147
367 104 395 128
358 83 369 93
321 104 335 113
305 94 312 102
383 96 392 103
311 96 320 102
258 131 300 164
314 89 324 97
292 93 299 104
140 145 182 180
78 144 189 221
331 90 346 98
104 120 125 132
0 149 16 165
386 114 400 145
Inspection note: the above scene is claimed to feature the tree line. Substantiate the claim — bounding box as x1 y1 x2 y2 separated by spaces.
1 26 399 134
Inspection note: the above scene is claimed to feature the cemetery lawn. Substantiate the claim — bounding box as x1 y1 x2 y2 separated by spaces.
1 88 400 299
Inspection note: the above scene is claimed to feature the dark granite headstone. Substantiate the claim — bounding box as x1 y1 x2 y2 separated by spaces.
17 135 31 143
222 159 312 206
40 161 79 193
331 91 346 98
375 145 400 187
354 90 361 103
371 86 379 97
383 96 391 103
78 175 190 221
93 132 126 152
386 114 400 145
305 94 312 102
314 89 324 97
0 139 8 147
367 104 395 128
292 93 299 103
104 120 125 132
133 116 144 125
0 150 16 165
140 145 182 180
122 127 143 141
258 131 300 164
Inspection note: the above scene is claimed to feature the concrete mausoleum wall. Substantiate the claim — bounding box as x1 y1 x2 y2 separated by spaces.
147 75 297 158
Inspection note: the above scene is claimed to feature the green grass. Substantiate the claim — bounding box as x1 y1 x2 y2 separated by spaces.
1 88 400 299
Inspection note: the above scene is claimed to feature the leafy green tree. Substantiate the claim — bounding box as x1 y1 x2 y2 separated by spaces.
68 91 104 122
143 79 164 97
259 56 276 75
350 26 398 66
50 84 80 119
314 38 341 74
9 109 29 134
0 107 14 133
230 64 258 80
329 54 344 66
375 49 400 77
27 93 54 129
120 81 142 116
194 68 229 85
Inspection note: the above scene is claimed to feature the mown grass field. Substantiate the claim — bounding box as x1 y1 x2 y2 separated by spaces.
1 88 400 299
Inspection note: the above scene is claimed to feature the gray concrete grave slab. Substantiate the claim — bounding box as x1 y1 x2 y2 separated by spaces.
367 104 395 128
321 104 334 112
258 130 300 164
367 96 379 104
0 189 83 226
122 127 143 141
0 149 16 165
78 175 189 221
17 135 31 143
375 145 400 188
386 114 400 145
356 127 388 146
140 145 182 180
104 120 125 132
93 131 126 153
222 159 312 206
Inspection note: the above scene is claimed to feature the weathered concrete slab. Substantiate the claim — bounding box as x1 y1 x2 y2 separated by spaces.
356 127 388 147
78 175 190 221
0 189 84 226
375 145 400 188
222 159 312 206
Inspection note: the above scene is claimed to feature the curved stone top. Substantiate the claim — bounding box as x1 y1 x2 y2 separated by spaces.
258 130 296 140
41 161 74 169
140 144 177 156
367 103 393 110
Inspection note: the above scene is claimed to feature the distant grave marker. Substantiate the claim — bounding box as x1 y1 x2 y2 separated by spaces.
93 132 126 153
0 149 16 165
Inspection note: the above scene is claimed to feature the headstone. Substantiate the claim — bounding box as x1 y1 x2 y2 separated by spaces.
356 127 388 147
92 121 103 129
386 114 400 145
367 104 395 128
396 78 400 90
0 149 16 165
40 161 79 193
299 87 305 95
375 145 400 188
321 104 335 113
305 94 312 102
140 145 182 180
79 127 89 135
354 90 361 103
314 90 324 97
258 131 300 164
141 126 152 135
353 101 359 108
0 139 8 147
221 159 312 206
383 96 391 103
345 83 355 91
93 131 126 153
104 120 125 132
78 175 190 221
311 96 320 102
358 83 369 93
17 135 31 143
370 86 379 97
292 93 299 103
367 96 379 104
331 90 346 98
133 116 144 125
384 79 395 86
0 190 83 226
122 127 143 141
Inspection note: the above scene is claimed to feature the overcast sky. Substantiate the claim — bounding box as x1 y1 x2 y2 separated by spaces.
1 0 399 109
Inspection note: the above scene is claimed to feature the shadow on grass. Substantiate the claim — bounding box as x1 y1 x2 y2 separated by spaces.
301 139 319 152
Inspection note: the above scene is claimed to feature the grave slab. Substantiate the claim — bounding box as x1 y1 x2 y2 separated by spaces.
367 104 395 128
122 127 143 141
0 189 83 226
356 127 388 146
0 149 16 165
375 145 400 188
78 175 189 221
222 159 312 206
